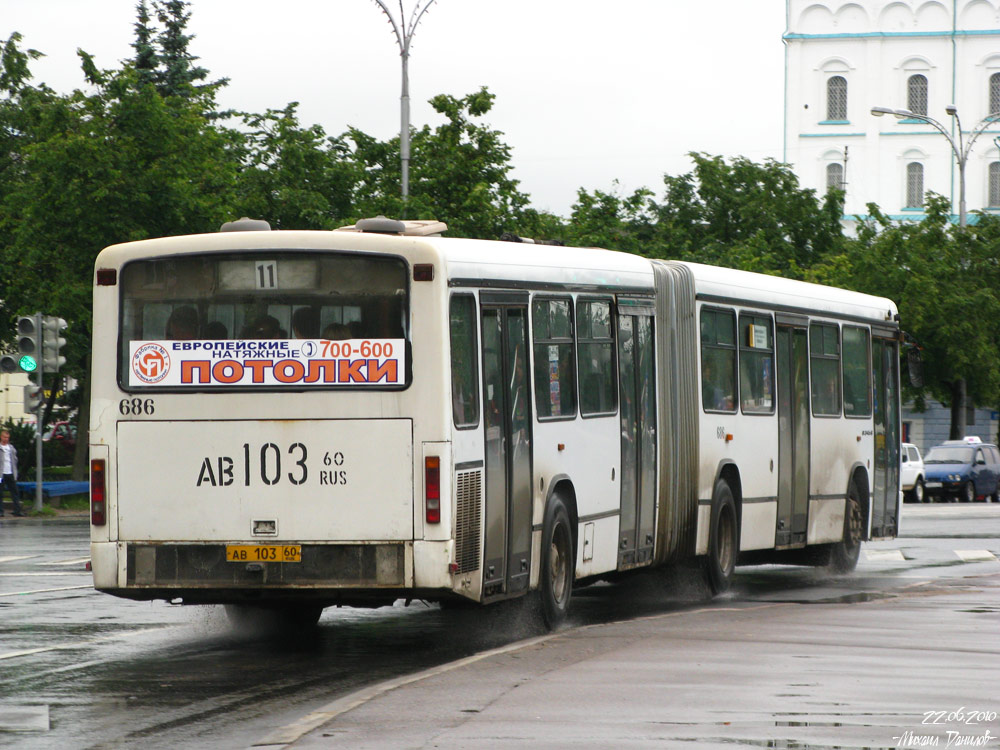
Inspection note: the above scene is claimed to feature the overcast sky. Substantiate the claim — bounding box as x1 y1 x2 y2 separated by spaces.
7 0 787 217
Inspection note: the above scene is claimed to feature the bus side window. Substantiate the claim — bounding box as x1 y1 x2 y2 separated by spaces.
450 295 480 428
810 323 842 416
532 297 577 419
701 308 737 413
842 326 872 416
577 299 617 416
739 313 774 414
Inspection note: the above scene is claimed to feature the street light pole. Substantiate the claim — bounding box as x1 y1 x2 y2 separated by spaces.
870 104 1000 439
871 104 1000 226
372 0 437 210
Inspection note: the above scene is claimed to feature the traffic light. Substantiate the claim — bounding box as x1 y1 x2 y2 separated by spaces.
0 353 17 373
41 316 67 372
16 315 40 373
23 384 42 411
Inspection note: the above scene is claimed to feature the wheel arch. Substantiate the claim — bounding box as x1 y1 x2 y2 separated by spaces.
713 460 743 534
546 475 579 559
848 462 871 540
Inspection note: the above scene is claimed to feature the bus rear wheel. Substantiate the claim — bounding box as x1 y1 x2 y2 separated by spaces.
224 603 323 632
540 495 574 629
830 482 863 573
706 479 738 594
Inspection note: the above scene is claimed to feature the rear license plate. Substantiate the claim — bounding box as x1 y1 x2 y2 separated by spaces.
226 545 301 563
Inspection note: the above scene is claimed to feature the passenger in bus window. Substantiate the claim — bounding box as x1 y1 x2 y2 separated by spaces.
245 315 283 339
292 306 320 339
203 321 228 340
322 323 352 340
453 370 471 424
702 358 733 411
165 306 199 340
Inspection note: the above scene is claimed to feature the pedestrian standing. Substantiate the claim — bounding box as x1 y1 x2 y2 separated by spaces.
0 429 25 517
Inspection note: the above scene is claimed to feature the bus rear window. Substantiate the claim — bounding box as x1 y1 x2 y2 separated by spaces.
119 251 409 390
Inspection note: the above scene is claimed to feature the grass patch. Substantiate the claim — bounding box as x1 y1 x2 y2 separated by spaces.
57 495 90 511
44 465 74 480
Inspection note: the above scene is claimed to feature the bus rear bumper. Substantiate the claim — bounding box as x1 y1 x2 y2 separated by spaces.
91 540 463 601
91 542 120 590
92 540 405 592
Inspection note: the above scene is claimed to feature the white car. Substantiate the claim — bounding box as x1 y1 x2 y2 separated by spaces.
901 443 926 502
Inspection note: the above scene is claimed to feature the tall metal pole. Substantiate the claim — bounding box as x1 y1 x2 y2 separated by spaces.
951 109 967 227
33 312 43 513
400 38 411 201
372 0 437 209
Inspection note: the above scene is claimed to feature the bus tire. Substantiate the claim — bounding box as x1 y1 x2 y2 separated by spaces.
706 479 738 594
540 495 574 629
830 482 863 573
224 603 322 631
282 603 324 628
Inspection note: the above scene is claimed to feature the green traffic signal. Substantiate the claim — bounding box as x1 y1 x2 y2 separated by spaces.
14 314 43 374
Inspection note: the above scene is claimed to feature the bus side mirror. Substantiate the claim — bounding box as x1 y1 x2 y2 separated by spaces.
906 346 923 388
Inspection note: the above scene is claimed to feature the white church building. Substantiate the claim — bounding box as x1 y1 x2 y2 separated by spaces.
784 0 1000 222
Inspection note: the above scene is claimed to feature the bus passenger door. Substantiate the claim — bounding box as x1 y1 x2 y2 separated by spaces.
480 300 533 598
776 320 810 546
616 306 657 569
871 334 900 537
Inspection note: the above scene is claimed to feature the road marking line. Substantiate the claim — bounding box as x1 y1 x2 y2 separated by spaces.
0 572 89 577
252 633 559 747
0 556 40 564
864 549 906 562
0 626 175 661
0 704 49 732
955 549 998 562
0 584 92 598
37 558 91 566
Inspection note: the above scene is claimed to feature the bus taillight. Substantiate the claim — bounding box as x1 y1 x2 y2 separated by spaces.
425 456 441 524
91 459 107 526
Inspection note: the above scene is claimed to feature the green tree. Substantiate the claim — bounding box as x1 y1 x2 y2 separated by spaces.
0 33 64 342
132 1 157 89
564 182 655 254
554 154 846 274
0 52 237 477
152 0 215 96
654 153 845 277
819 194 1000 438
231 103 355 229
346 87 538 239
126 0 227 103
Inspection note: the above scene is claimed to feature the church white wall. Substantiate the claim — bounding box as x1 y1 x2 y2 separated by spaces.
785 0 1000 221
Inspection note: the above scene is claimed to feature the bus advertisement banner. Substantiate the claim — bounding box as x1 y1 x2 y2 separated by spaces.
129 338 404 387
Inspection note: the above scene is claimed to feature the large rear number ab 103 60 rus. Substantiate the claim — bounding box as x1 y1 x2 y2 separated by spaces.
195 442 347 488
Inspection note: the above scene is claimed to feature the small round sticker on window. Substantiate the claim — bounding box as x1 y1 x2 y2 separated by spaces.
132 343 171 384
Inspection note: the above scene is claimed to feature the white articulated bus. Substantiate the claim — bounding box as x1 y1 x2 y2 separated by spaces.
89 217 902 627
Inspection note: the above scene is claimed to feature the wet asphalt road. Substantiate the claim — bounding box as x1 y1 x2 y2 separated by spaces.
0 504 998 749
